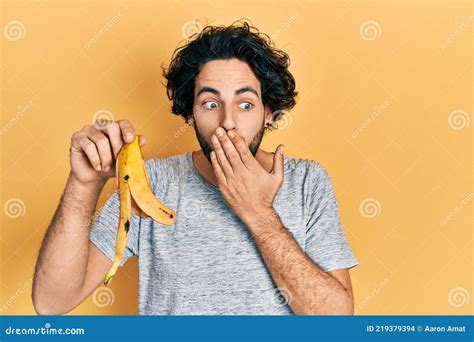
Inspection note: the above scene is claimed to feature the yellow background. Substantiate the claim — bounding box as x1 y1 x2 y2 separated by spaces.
1 0 472 315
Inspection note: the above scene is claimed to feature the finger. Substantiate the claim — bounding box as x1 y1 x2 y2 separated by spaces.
83 126 114 171
271 144 285 179
227 129 259 170
210 151 227 186
118 120 136 143
72 132 102 171
215 127 245 171
100 121 124 159
138 134 146 147
93 118 114 131
211 133 234 177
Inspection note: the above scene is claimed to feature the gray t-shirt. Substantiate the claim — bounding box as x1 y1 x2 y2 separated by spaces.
90 151 358 315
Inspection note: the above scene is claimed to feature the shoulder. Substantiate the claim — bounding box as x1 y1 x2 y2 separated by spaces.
284 155 332 185
284 155 337 208
142 152 190 189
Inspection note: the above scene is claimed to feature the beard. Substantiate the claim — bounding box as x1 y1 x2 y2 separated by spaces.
193 122 266 165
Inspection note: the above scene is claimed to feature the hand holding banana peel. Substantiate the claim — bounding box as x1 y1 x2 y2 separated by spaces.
69 119 176 286
104 136 176 285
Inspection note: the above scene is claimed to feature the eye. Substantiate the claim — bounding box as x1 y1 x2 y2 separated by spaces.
203 100 219 110
239 102 253 111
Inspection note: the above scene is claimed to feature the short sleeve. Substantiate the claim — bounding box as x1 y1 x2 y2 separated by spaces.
304 162 358 272
89 158 157 266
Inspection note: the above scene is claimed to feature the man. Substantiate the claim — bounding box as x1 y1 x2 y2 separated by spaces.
32 21 358 315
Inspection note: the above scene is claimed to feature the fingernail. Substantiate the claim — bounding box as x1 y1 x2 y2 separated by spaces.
104 165 111 172
96 165 102 171
216 127 224 137
281 146 285 154
127 133 133 142
227 131 235 138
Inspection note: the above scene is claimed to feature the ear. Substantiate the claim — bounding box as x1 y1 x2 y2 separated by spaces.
264 105 273 126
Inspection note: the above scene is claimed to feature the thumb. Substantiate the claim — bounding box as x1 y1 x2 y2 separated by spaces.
271 144 285 177
138 134 147 147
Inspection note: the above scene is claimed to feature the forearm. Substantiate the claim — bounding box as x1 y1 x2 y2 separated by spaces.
32 172 105 309
241 208 353 315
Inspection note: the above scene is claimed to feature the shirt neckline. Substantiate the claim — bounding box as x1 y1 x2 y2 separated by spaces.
186 151 220 192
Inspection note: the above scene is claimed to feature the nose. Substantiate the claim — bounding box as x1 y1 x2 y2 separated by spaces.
219 105 236 132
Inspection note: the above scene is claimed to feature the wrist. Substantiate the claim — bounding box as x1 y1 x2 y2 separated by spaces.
67 172 107 192
240 206 279 230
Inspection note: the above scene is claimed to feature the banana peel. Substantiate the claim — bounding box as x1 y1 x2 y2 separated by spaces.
104 136 176 285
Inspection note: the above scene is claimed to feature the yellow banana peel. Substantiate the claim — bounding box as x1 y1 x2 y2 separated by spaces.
104 136 176 285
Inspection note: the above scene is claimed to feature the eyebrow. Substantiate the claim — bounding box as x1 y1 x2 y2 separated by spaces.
196 86 259 98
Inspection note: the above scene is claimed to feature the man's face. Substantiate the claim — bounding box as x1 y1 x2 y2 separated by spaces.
190 58 272 164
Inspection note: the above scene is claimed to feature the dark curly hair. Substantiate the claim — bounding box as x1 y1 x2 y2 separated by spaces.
162 20 298 132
